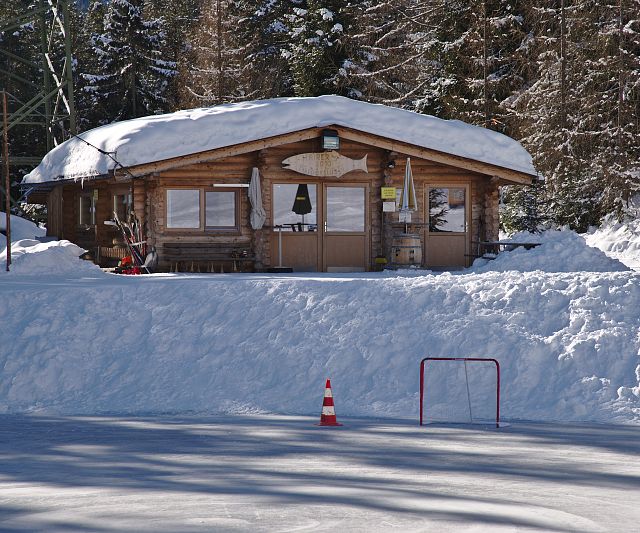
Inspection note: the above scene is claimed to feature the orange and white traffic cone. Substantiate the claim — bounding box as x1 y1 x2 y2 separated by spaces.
317 378 343 426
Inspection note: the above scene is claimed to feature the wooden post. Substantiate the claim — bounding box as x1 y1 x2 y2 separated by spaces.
2 90 11 271
382 150 397 263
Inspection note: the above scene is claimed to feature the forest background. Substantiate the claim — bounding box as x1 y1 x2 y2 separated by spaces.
1 0 639 233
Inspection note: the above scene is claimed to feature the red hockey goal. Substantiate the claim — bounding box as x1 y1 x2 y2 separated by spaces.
419 357 501 428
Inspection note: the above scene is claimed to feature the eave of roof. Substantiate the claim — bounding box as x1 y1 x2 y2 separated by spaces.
123 125 535 185
23 96 537 186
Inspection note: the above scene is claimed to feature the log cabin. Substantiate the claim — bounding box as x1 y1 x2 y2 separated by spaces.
22 96 537 272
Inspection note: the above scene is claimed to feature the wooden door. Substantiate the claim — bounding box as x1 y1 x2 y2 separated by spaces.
424 185 470 268
323 184 368 272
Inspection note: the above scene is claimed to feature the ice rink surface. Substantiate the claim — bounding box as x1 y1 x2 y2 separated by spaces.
0 415 638 532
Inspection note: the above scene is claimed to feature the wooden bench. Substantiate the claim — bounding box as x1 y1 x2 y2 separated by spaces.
470 240 541 260
162 242 255 273
98 246 130 259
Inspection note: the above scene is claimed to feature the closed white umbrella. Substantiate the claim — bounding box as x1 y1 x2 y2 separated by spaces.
399 157 417 224
248 167 266 230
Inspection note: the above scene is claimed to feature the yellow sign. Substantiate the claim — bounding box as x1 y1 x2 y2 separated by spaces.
381 187 396 200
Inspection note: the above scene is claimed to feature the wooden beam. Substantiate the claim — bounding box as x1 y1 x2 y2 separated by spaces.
112 124 536 186
334 127 536 185
125 128 323 178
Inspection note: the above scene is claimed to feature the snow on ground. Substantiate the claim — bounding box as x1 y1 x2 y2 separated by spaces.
1 219 638 424
1 238 102 276
23 95 535 184
1 213 101 276
1 269 638 424
471 229 630 273
584 215 640 271
1 218 639 531
0 212 45 246
0 415 638 532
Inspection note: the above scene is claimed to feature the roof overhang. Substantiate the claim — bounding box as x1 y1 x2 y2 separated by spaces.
122 125 536 186
20 172 113 192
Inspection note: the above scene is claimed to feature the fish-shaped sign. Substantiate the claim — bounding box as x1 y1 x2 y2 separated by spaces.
282 151 368 178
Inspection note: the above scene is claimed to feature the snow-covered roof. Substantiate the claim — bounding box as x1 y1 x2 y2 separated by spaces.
23 95 536 184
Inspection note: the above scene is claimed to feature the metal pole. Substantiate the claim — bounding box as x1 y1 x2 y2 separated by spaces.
419 359 425 425
2 90 11 271
277 225 283 267
40 0 53 152
61 0 77 135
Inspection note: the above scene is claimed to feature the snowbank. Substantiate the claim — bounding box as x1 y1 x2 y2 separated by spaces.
584 215 640 270
23 96 536 184
0 270 638 424
0 212 45 246
1 213 103 276
471 229 630 273
1 239 102 276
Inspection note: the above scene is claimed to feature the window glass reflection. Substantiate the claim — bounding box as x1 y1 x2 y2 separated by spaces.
326 187 365 232
167 189 200 228
206 191 236 227
273 183 317 231
429 187 466 232
113 192 132 221
79 194 95 226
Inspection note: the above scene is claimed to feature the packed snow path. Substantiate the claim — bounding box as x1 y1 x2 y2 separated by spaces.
0 415 638 532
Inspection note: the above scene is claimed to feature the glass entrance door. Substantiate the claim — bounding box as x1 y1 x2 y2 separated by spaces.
323 184 368 272
271 183 320 271
424 185 469 268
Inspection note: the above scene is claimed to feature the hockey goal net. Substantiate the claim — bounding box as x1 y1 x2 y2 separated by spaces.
419 357 501 428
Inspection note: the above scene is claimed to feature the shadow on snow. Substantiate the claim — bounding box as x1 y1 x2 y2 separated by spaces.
0 415 638 531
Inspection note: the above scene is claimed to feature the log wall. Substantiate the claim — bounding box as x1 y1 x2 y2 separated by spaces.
55 133 505 271
148 151 256 271
56 179 136 260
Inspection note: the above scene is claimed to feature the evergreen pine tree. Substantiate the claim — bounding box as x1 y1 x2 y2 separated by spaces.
283 0 352 96
575 0 640 218
85 0 176 122
76 0 108 130
424 1 531 132
512 1 600 230
230 0 294 100
0 0 43 203
145 0 200 110
500 180 547 233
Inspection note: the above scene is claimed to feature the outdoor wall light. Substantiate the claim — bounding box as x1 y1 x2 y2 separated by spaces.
387 160 396 169
322 129 340 150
